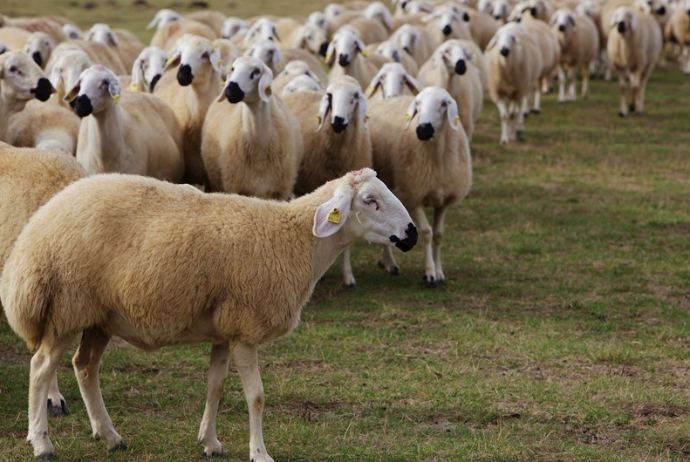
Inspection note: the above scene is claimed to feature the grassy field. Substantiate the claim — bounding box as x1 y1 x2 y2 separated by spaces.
3 2 690 461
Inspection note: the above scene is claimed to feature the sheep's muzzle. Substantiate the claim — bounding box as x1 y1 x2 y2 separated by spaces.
617 21 626 33
332 116 348 133
443 25 452 36
73 94 93 117
500 46 510 57
389 223 418 252
338 54 350 67
416 123 434 141
31 78 53 102
225 81 245 103
177 64 194 86
455 59 466 75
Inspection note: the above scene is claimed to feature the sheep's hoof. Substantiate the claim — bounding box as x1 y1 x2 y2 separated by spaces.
634 111 642 116
202 450 225 458
378 260 400 275
629 104 635 112
558 100 566 104
342 282 356 289
530 109 540 114
36 453 53 461
423 275 437 288
618 112 627 118
47 398 70 416
109 441 127 452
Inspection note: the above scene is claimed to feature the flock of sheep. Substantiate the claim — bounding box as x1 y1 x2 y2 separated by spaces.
0 0 687 459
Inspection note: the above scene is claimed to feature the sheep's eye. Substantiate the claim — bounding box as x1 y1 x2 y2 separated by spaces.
363 196 379 210
307 35 313 40
251 69 260 79
9 65 17 73
201 52 210 60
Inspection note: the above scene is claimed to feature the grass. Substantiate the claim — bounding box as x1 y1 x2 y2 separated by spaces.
3 2 690 460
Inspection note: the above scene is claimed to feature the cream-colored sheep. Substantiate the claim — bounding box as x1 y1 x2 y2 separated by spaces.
390 24 439 66
45 45 92 109
417 40 483 139
284 22 330 56
0 167 416 461
0 51 54 141
242 18 280 47
327 28 382 88
486 23 543 143
423 5 473 43
467 9 501 50
85 24 143 71
67 65 183 181
6 100 79 155
607 6 663 116
281 74 324 94
368 86 472 286
57 39 126 74
22 32 55 68
372 40 419 75
274 60 324 95
62 24 82 40
665 0 690 73
0 143 86 417
185 10 227 34
154 35 222 186
130 46 168 93
551 9 601 101
151 19 217 52
0 27 31 51
221 17 248 40
527 0 555 22
212 39 241 81
245 39 329 86
201 56 303 200
367 62 421 99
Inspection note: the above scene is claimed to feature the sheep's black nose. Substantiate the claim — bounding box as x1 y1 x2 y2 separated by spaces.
73 94 93 117
150 74 161 92
463 12 470 21
530 7 538 16
617 21 626 33
319 42 329 57
500 47 510 57
32 51 42 67
657 6 666 15
177 64 194 86
558 24 566 32
416 123 434 141
225 81 244 103
455 59 466 75
332 116 348 133
338 54 350 67
443 25 452 36
31 77 53 102
389 223 418 252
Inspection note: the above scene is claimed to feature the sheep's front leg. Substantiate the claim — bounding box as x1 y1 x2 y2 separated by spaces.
28 336 73 459
567 67 576 101
557 65 566 103
198 344 231 457
232 342 273 462
341 248 356 288
496 98 510 144
581 63 591 100
378 245 400 275
72 328 125 451
617 71 628 117
629 71 641 114
413 206 436 288
47 372 69 415
432 206 448 283
532 87 542 114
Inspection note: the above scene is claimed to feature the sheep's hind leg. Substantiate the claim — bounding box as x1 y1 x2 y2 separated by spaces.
629 72 641 114
232 342 274 462
413 207 436 288
47 372 69 415
432 206 448 283
557 66 566 103
198 344 231 458
378 245 400 275
581 63 591 100
567 67 576 101
341 248 356 288
496 98 510 144
617 71 628 117
28 336 73 459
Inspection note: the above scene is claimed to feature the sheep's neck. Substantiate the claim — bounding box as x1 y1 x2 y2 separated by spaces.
88 104 128 173
188 71 219 121
241 99 273 145
0 88 29 141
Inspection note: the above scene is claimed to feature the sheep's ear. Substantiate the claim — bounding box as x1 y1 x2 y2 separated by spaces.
316 92 331 131
64 79 81 102
49 65 63 91
569 15 575 26
164 48 181 70
421 12 439 23
357 91 368 127
325 41 336 66
463 11 471 21
131 56 144 91
313 186 354 238
258 66 273 102
109 77 121 102
148 11 163 30
366 71 383 98
84 30 95 41
272 26 281 42
486 36 497 51
404 73 420 95
271 47 282 67
381 11 394 29
307 69 321 84
355 37 366 55
217 78 228 102
404 98 417 130
447 98 460 130
210 50 222 73
107 31 118 48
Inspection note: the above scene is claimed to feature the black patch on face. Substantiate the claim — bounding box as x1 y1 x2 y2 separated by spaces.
74 94 93 117
32 51 42 67
225 81 245 103
463 12 470 21
618 21 626 33
31 78 53 102
319 42 329 57
455 59 466 75
177 63 194 86
530 7 538 16
338 54 350 67
150 74 161 92
416 123 434 141
389 223 417 252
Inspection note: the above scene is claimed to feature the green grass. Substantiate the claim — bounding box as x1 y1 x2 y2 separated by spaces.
3 2 690 460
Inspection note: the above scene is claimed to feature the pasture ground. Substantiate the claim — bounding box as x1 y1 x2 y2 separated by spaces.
2 1 690 460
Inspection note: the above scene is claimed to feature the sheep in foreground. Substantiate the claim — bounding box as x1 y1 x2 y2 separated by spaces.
486 24 543 144
326 28 381 88
6 100 79 155
1 168 417 461
551 9 601 102
201 56 303 200
368 87 471 287
0 51 54 141
607 6 662 116
367 62 420 100
417 39 484 140
130 46 168 92
67 65 184 181
0 143 86 416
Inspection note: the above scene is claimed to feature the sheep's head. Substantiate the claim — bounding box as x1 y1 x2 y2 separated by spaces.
366 62 419 99
325 3 345 20
165 35 221 87
313 168 417 253
64 65 121 117
212 39 240 81
147 9 182 30
62 24 83 40
48 49 91 100
306 12 328 32
85 23 118 48
279 60 321 84
317 76 367 133
0 40 8 56
401 0 436 15
244 40 282 74
551 9 575 35
422 6 470 38
0 51 54 102
219 56 273 104
295 24 329 57
131 46 167 92
610 7 636 34
434 39 473 75
325 29 365 68
375 41 404 64
491 0 510 21
391 25 420 57
23 32 55 68
282 75 324 95
365 2 394 29
221 17 247 39
243 19 280 46
487 24 521 57
404 86 460 141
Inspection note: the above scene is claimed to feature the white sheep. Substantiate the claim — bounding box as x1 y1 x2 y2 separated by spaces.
366 62 421 99
422 5 473 43
62 23 83 40
0 167 416 461
368 86 472 286
281 74 324 94
66 65 184 181
212 38 241 81
22 32 55 68
245 39 329 86
467 9 501 50
243 18 280 47
274 60 323 95
327 28 382 88
283 22 329 56
45 45 92 109
151 18 217 52
201 56 303 200
664 0 690 73
390 24 439 66
373 40 419 75
57 38 127 74
607 6 663 116
221 17 248 40
6 100 79 155
130 46 168 93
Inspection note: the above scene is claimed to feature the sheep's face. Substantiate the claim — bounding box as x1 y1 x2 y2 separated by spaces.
375 42 403 64
367 62 419 99
65 65 121 117
282 75 323 95
0 51 53 102
435 40 472 76
488 26 520 57
297 24 328 56
492 1 510 21
280 60 321 84
325 3 345 19
244 40 282 73
85 24 118 48
611 7 636 34
220 56 273 104
403 0 435 15
147 9 182 30
318 77 367 133
62 24 83 40
49 51 90 99
423 7 469 38
552 10 575 35
243 19 279 46
166 35 221 87
365 2 394 29
221 18 247 39
132 47 167 92
23 32 54 68
404 86 460 141
326 30 364 68
307 12 328 32
392 25 420 56
313 168 418 253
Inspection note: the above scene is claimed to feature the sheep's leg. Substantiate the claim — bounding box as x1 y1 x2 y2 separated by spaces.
432 206 448 283
557 66 566 103
412 206 436 288
617 71 628 117
629 71 641 115
28 336 73 459
341 248 356 288
532 87 541 114
581 63 590 100
72 328 125 451
47 372 69 415
496 98 510 144
512 99 522 141
567 67 576 101
198 344 231 457
232 342 273 462
378 245 400 275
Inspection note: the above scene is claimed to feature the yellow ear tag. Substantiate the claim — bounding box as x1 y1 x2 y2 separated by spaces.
365 85 374 95
326 51 332 61
404 112 411 121
132 84 139 91
365 114 370 121
361 49 369 57
316 114 322 123
473 57 479 66
113 94 120 104
264 84 272 96
327 207 341 224
454 115 460 123
217 58 223 66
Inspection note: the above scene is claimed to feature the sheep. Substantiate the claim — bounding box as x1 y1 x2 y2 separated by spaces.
0 143 86 417
84 23 144 71
0 51 54 141
221 17 248 40
467 10 501 50
422 5 473 43
550 9 601 102
372 40 419 75
66 65 184 181
185 10 227 34
151 19 217 52
22 32 55 68
390 24 439 66
0 167 416 461
281 74 324 94
664 0 690 73
243 18 280 47
201 56 303 200
326 28 382 88
212 39 241 81
607 6 663 116
57 39 127 74
284 23 329 56
45 45 92 109
62 23 82 40
6 100 79 155
0 39 8 55
130 46 168 93
244 39 283 74
367 62 421 100
147 8 183 31
527 0 555 22
417 40 483 140
154 35 222 186
0 27 32 51
245 39 329 86
273 60 324 95
485 23 543 144
368 86 472 286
